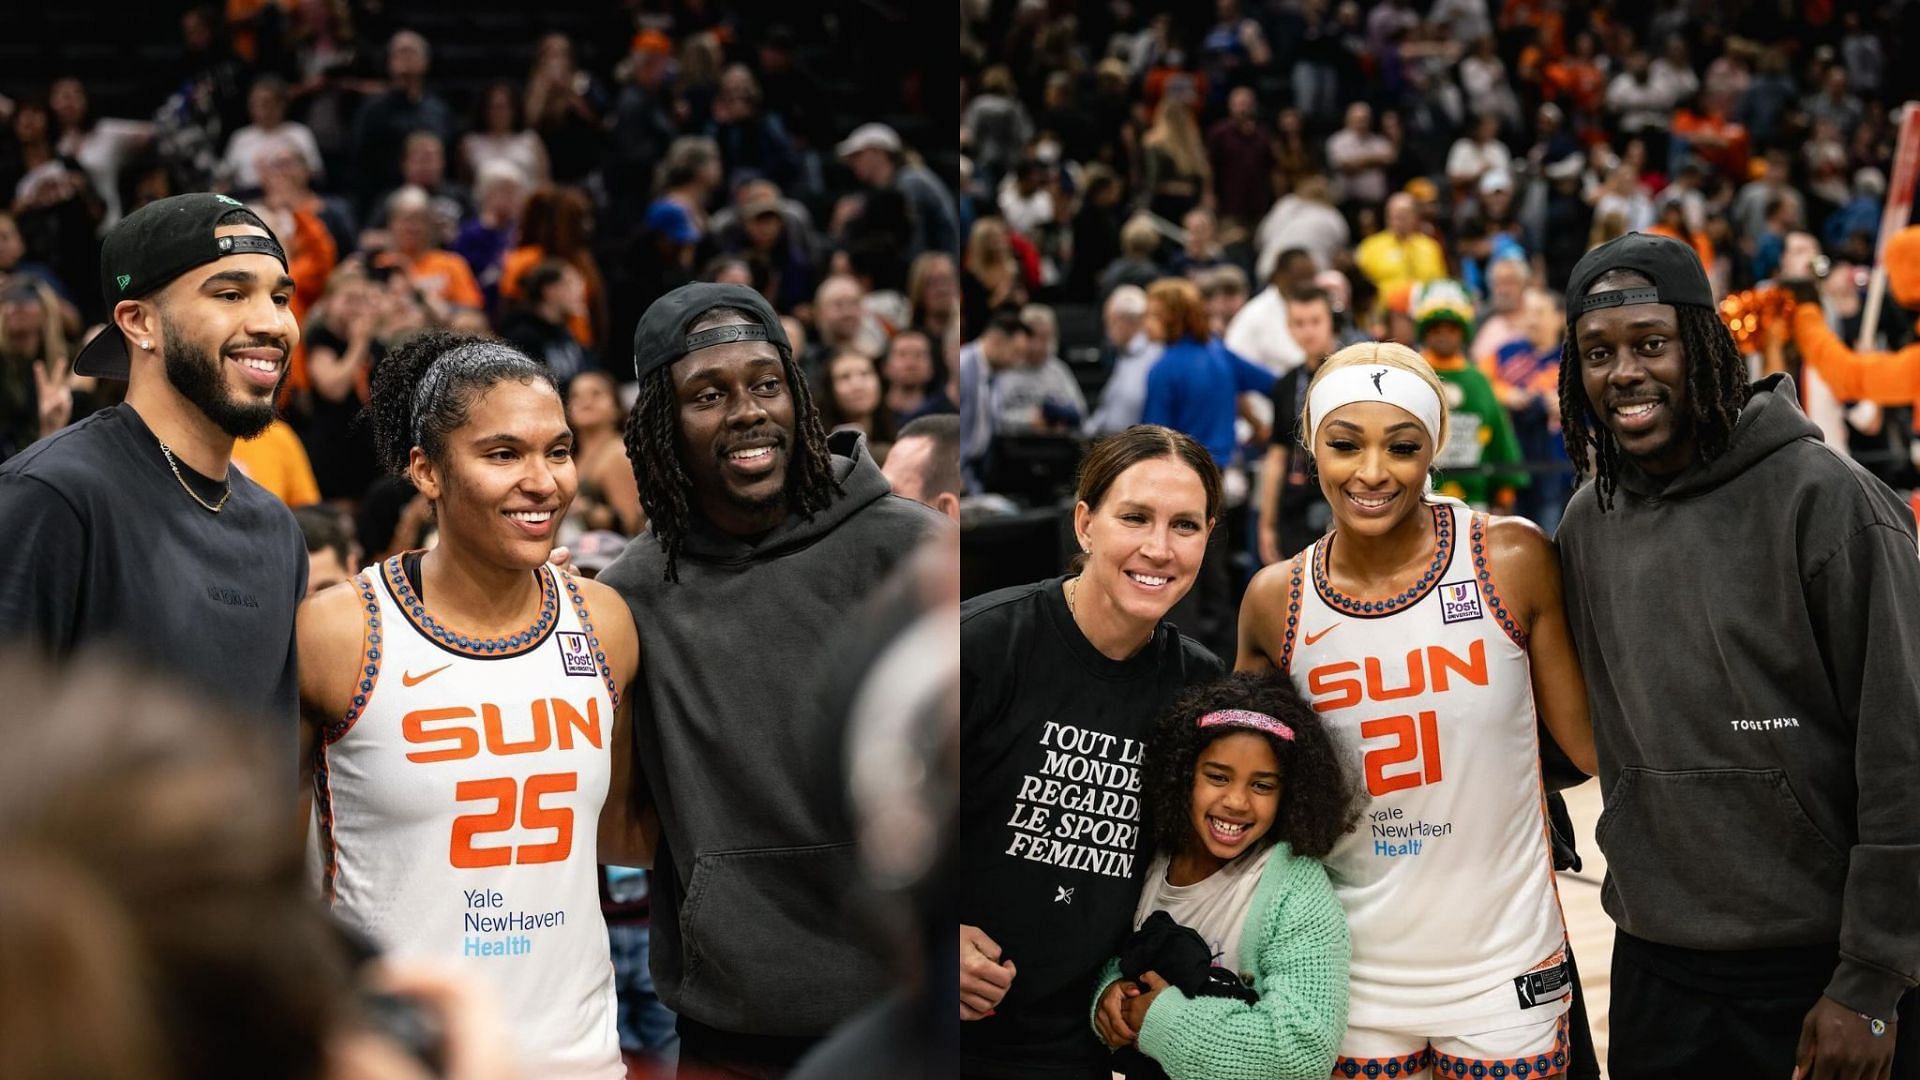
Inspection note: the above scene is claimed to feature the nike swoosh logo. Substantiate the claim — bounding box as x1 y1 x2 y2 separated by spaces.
1303 624 1338 645
402 664 452 687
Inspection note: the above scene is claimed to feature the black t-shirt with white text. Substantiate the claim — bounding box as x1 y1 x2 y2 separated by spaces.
960 576 1223 1079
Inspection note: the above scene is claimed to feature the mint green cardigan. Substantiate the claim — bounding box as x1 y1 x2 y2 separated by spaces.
1089 843 1351 1080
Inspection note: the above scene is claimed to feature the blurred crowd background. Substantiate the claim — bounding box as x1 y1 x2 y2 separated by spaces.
0 3 959 1077
956 0 1920 660
0 0 962 568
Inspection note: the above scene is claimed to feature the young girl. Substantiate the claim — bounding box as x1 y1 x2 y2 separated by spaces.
1091 672 1355 1080
1238 342 1594 1079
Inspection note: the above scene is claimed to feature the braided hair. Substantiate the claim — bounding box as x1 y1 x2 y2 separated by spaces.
366 329 556 479
622 306 840 582
1558 270 1751 512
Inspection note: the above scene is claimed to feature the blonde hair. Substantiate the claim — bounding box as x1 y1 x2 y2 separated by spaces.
0 280 70 367
1144 97 1210 181
1299 341 1451 457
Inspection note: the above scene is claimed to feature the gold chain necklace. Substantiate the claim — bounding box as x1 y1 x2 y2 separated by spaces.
158 441 231 513
1067 574 1081 616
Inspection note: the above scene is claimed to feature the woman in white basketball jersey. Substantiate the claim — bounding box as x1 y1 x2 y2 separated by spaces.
297 330 647 1079
1237 341 1594 1079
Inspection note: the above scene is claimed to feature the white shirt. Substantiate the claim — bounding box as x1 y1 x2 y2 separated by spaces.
1326 130 1393 206
1224 286 1305 375
58 119 154 230
1133 845 1278 984
1605 73 1678 133
462 131 546 187
223 122 325 189
1445 137 1511 185
997 177 1055 238
1085 332 1163 436
1255 196 1349 282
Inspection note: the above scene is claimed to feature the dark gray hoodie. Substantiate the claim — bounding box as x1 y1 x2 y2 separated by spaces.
1558 374 1920 1016
598 430 948 1036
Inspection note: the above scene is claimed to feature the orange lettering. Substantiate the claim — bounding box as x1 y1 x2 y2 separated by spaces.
449 778 516 867
1360 715 1422 794
1428 640 1488 693
1364 650 1426 701
517 773 577 864
1307 662 1363 712
404 708 480 763
485 703 553 756
1360 710 1444 796
552 698 602 750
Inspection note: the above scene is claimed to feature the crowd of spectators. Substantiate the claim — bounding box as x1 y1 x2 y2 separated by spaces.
957 0 1920 639
1 0 963 570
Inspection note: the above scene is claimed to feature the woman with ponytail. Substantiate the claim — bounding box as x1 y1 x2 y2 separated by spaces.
296 329 649 1079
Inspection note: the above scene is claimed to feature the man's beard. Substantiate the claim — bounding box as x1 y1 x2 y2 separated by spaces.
160 313 282 439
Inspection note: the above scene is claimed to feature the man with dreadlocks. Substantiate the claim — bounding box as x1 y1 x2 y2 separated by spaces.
596 281 947 1075
1555 232 1920 1079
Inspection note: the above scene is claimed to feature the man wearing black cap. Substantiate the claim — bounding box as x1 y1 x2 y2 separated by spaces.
1556 232 1920 1078
0 194 306 769
596 281 947 1075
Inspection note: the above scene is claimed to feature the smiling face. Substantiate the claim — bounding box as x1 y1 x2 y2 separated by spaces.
1574 271 1695 476
147 224 300 438
1188 731 1281 870
1073 455 1211 628
410 378 576 569
671 330 798 537
1314 400 1435 537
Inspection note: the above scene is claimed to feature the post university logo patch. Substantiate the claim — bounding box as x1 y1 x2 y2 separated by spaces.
1439 581 1483 624
557 632 597 677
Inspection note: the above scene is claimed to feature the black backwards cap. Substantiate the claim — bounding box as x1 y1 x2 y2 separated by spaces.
631 281 790 382
73 193 288 379
1565 231 1715 330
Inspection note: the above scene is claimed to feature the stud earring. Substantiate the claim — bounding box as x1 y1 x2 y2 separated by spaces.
141 340 152 350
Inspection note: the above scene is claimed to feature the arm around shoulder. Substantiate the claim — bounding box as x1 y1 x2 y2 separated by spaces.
571 576 653 868
1488 516 1595 776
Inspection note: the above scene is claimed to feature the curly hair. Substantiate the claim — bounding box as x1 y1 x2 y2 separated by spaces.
365 328 555 478
1559 269 1751 512
1144 672 1360 861
621 306 839 582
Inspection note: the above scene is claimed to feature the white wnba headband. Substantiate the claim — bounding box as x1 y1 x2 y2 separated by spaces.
1306 363 1445 448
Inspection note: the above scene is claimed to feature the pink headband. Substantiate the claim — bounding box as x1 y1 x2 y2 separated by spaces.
1196 709 1295 741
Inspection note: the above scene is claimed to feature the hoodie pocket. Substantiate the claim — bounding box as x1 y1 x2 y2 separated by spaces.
1595 767 1847 948
677 841 890 1036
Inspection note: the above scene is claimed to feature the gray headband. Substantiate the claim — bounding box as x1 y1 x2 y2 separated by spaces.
683 323 772 352
1574 286 1662 315
409 341 530 449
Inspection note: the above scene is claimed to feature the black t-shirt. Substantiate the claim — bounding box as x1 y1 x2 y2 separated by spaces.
500 311 592 383
0 404 307 784
1266 366 1332 557
293 324 382 502
960 577 1223 1079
